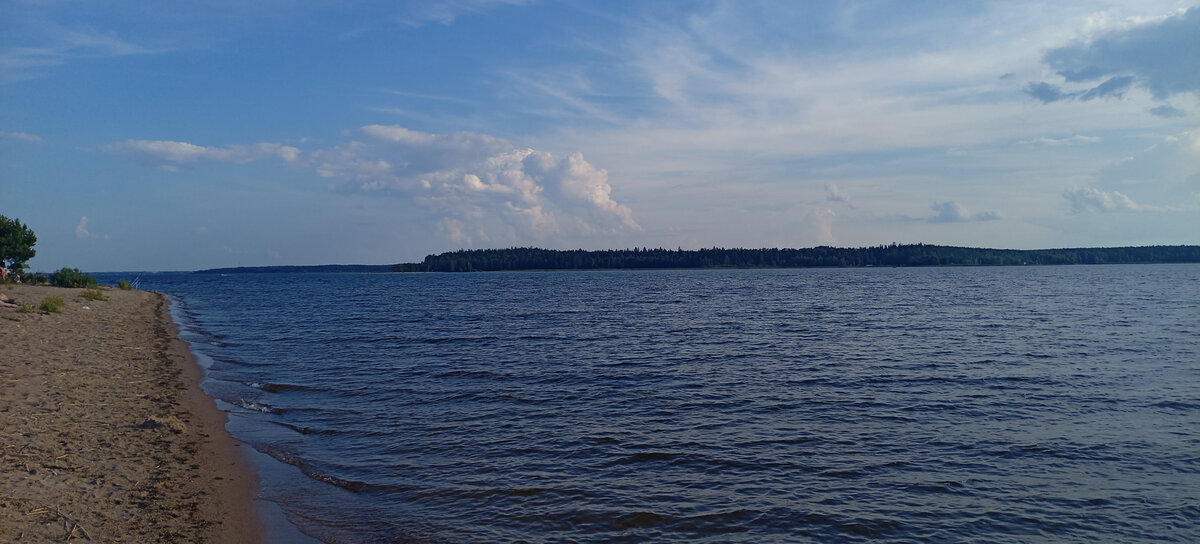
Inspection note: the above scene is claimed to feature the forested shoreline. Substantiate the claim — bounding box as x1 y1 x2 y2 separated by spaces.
195 244 1200 274
398 245 1200 272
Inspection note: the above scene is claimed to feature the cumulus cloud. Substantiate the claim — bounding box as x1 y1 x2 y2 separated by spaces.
1063 187 1162 213
825 184 848 202
75 216 109 239
104 139 301 166
0 130 43 142
928 201 1000 223
1029 7 1200 103
314 125 639 244
105 125 639 246
813 207 836 245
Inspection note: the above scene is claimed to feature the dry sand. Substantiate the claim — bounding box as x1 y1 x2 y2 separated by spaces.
0 284 261 543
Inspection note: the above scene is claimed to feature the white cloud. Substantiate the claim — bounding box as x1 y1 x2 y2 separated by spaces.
533 0 1190 180
75 216 109 239
814 207 836 245
1041 7 1200 100
1063 187 1162 213
1091 129 1200 198
104 139 301 166
825 184 848 202
928 201 1001 223
106 125 640 246
0 130 43 142
395 0 532 26
315 125 640 244
1018 134 1101 146
0 20 162 84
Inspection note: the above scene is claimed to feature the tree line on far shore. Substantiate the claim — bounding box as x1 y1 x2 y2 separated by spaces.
395 244 1200 272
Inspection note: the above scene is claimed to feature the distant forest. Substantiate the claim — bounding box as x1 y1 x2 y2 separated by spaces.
196 264 397 274
395 244 1200 272
194 244 1200 274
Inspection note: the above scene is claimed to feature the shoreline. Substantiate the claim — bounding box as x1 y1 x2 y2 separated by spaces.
0 284 262 542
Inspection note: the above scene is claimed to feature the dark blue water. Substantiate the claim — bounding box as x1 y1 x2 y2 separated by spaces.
102 265 1200 543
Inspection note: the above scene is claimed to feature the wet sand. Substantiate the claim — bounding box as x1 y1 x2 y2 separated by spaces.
0 284 261 543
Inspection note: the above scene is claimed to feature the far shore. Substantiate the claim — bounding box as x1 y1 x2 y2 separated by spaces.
0 284 262 543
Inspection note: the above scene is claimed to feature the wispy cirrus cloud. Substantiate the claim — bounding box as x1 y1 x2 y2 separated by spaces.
103 139 301 169
1 20 163 84
2 1 533 84
1018 134 1101 146
1063 187 1163 213
395 0 533 26
0 130 43 142
527 1 1190 173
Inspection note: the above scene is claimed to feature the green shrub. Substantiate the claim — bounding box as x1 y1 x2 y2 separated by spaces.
39 296 64 313
118 279 132 290
50 267 97 288
81 287 107 301
16 302 35 313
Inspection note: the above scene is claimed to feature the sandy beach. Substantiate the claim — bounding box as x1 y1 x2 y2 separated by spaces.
0 284 261 543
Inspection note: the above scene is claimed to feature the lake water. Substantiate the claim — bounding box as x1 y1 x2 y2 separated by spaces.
101 265 1200 543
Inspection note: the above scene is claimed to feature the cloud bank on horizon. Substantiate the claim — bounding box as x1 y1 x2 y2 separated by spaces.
1 0 1197 270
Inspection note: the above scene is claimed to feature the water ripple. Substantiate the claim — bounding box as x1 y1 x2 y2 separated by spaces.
115 265 1200 543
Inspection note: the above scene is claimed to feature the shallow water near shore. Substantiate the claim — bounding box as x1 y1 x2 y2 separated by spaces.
101 265 1199 543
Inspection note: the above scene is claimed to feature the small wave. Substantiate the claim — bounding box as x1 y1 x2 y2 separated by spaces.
900 480 968 494
209 355 265 367
414 486 587 503
608 451 683 465
269 420 344 436
534 509 676 532
419 336 499 345
431 369 500 380
817 468 869 479
248 381 317 393
231 399 283 414
612 511 672 530
983 442 1119 461
1151 400 1199 411
308 472 370 492
257 444 401 494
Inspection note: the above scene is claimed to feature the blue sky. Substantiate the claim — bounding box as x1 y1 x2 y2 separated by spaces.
2 0 1197 271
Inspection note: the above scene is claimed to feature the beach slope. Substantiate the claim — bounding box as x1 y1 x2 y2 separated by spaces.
0 284 261 543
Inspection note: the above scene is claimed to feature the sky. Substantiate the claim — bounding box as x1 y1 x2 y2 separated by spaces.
1 0 1198 271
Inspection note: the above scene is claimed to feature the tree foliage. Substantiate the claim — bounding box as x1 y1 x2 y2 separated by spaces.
50 267 98 288
0 214 37 273
399 244 1200 272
